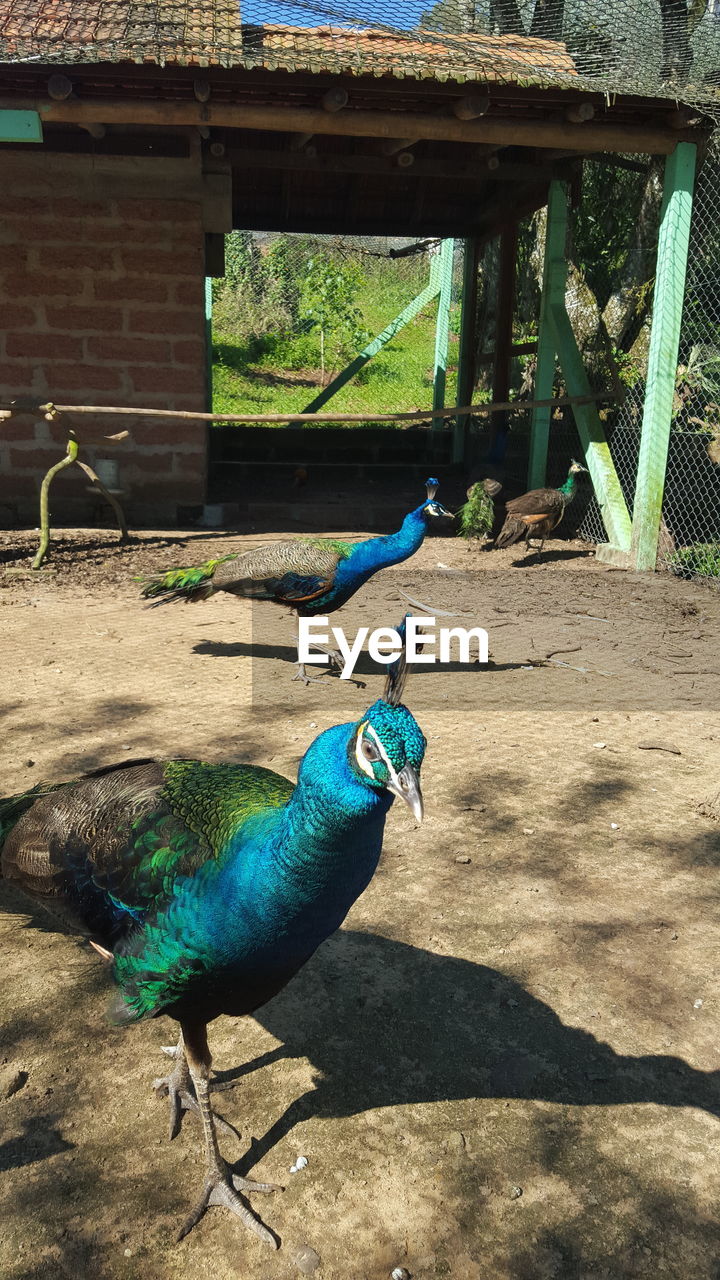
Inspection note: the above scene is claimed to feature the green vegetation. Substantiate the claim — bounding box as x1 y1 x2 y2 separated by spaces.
668 542 720 579
211 233 458 423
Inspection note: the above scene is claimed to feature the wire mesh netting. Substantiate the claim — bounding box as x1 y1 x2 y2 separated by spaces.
211 231 462 421
2 1 720 113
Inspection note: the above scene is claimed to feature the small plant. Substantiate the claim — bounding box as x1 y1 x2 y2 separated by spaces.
667 542 720 580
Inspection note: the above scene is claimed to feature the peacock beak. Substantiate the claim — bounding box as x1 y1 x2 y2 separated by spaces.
387 764 424 822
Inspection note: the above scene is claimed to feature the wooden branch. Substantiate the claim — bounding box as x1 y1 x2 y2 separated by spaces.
7 96 695 155
1 393 617 428
76 459 129 541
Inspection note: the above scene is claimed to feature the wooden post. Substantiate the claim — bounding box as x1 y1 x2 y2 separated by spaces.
630 141 697 571
432 238 455 430
528 181 567 489
454 237 480 464
204 276 213 414
488 222 518 463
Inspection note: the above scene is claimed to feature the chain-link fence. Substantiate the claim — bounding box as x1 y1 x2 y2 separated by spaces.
211 231 462 421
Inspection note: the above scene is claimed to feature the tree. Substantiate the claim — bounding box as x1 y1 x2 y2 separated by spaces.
299 256 369 385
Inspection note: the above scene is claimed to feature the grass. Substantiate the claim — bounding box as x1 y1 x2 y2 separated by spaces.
667 542 720 580
211 263 459 424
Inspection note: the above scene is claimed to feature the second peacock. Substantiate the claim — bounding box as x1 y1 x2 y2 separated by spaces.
139 478 452 681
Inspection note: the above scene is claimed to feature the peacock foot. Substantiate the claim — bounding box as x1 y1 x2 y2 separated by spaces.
176 1153 281 1247
153 1046 242 1144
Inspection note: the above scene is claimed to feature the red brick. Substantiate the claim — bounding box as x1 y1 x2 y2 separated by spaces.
45 305 123 333
10 447 70 470
134 422 206 447
128 308 203 337
174 281 204 307
129 452 174 474
6 333 84 361
37 246 116 272
0 197 51 217
50 364 124 391
0 305 38 329
173 338 206 364
94 279 168 303
85 336 171 364
0 246 28 269
3 273 85 299
131 366 205 395
2 419 41 443
119 248 201 277
115 199 199 222
0 362 35 386
53 198 115 219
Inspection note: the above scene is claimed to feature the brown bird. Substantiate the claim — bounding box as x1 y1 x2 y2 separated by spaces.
495 461 588 558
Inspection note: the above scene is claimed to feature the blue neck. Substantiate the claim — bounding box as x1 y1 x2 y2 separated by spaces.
222 724 391 960
335 504 428 583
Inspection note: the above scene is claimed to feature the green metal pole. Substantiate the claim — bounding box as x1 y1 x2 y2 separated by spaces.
631 141 697 571
300 270 441 416
432 238 455 430
454 237 480 464
528 181 567 489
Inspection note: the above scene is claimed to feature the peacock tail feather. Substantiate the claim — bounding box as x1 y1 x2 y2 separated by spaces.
137 554 237 604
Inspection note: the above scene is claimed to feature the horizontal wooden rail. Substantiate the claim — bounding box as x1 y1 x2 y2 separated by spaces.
0 393 617 427
0 96 695 156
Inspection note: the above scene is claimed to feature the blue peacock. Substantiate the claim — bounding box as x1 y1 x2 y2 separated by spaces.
139 478 452 681
0 643 426 1248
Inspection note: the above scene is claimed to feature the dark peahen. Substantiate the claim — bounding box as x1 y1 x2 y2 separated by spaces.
495 460 588 558
139 478 452 681
0 644 426 1248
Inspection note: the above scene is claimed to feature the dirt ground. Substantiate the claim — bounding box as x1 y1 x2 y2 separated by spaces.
1 524 720 1280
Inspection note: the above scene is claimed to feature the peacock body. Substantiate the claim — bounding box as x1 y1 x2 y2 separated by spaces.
140 479 452 620
495 461 588 557
0 668 426 1245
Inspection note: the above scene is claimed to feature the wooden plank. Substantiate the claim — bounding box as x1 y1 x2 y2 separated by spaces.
227 146 557 183
528 179 567 488
630 142 697 571
489 222 518 458
0 108 42 142
9 96 695 155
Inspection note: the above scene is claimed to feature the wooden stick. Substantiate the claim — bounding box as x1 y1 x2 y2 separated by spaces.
0 393 617 426
8 96 693 156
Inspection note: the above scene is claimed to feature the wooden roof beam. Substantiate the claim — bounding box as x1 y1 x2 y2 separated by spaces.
6 96 696 155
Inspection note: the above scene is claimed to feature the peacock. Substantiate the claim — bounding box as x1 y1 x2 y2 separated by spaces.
0 642 425 1248
138 478 452 682
495 460 588 558
456 477 502 541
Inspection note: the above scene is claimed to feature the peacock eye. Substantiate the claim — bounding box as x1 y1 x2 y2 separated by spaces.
361 737 380 763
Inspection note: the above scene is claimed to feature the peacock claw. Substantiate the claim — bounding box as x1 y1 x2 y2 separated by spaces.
176 1157 281 1247
153 1070 242 1144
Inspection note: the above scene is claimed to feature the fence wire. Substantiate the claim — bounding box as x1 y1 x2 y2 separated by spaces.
211 231 461 422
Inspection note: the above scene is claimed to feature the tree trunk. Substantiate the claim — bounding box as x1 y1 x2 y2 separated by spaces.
489 0 526 35
659 0 693 81
529 0 565 41
601 161 663 350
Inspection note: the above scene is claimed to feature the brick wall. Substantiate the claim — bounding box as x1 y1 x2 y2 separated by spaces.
0 151 209 526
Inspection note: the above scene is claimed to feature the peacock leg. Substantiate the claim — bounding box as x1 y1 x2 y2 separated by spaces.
153 1032 241 1143
292 615 365 687
176 1020 280 1247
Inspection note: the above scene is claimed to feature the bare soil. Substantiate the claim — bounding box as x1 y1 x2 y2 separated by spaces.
1 526 720 1280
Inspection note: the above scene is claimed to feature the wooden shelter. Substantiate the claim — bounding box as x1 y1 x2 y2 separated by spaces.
0 2 713 565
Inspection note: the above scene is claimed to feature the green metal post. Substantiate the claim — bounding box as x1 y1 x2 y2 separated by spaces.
301 267 441 416
631 141 697 571
432 238 455 430
455 237 480 464
528 181 566 489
